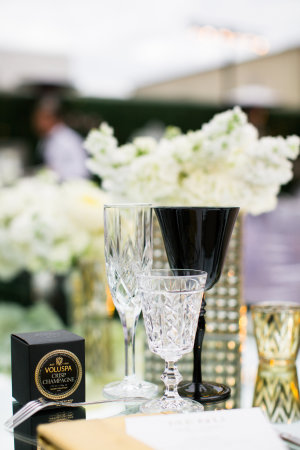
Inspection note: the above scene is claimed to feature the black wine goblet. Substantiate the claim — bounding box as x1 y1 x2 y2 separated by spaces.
155 206 239 403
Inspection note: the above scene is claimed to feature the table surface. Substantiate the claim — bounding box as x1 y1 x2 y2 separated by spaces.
1 332 299 449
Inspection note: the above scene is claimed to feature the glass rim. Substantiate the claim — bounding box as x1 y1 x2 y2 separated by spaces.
154 206 240 211
104 203 152 208
137 269 207 280
251 301 300 312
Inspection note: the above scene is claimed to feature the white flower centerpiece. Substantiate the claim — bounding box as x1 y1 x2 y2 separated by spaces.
0 172 108 281
84 107 299 214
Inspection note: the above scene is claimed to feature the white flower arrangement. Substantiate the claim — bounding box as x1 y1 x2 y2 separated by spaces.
0 172 109 280
84 107 300 215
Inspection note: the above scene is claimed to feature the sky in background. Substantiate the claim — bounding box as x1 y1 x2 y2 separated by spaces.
1 0 300 97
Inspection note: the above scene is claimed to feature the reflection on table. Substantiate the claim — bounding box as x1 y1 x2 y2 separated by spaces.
253 363 300 424
13 404 86 450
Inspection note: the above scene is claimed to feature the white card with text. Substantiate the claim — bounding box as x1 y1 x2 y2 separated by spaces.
126 408 286 450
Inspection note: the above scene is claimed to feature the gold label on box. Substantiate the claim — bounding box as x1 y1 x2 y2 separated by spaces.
35 349 82 400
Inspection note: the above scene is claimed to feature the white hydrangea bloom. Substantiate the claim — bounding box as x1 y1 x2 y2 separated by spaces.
84 107 300 215
0 172 108 280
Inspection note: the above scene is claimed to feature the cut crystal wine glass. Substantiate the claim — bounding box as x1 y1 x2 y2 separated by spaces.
103 204 157 399
138 269 207 413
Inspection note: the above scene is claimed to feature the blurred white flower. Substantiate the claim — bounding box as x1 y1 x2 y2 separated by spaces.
62 180 108 232
0 228 23 280
0 172 108 280
85 107 300 215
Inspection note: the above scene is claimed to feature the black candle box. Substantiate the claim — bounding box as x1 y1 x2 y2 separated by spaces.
11 330 85 405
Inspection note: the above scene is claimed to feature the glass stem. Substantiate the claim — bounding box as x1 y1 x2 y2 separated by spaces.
120 311 139 378
161 361 182 400
193 293 206 385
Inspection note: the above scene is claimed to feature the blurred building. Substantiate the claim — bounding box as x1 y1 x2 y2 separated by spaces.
0 50 71 94
134 48 300 109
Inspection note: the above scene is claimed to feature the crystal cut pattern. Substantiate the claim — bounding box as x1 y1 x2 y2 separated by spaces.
140 278 205 362
105 206 152 317
138 269 206 413
103 204 157 399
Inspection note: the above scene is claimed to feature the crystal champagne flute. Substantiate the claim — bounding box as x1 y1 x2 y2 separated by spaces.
103 203 157 399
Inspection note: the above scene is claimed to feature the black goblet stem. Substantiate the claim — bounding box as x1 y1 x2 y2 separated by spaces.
193 295 206 386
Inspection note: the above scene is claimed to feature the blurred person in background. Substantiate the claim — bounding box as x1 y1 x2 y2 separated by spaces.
32 96 89 181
